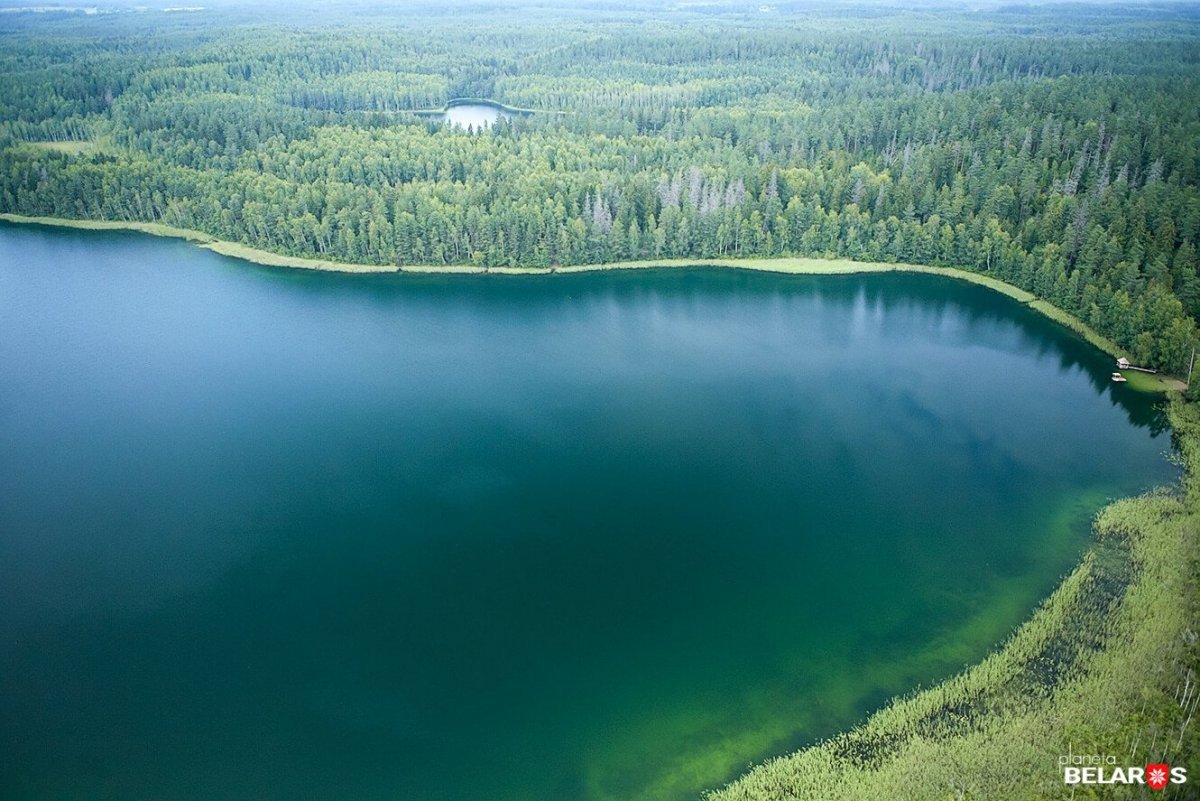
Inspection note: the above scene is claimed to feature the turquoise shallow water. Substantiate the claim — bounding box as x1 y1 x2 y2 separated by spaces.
0 224 1176 801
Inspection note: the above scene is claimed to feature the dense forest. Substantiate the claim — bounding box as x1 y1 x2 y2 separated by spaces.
1 1 1200 373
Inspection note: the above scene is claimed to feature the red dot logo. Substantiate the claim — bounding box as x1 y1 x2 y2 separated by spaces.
1146 763 1171 791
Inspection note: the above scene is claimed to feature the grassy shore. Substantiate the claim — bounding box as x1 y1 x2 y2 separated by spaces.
709 395 1200 801
0 214 397 273
0 213 217 242
0 212 1182 390
203 240 398 274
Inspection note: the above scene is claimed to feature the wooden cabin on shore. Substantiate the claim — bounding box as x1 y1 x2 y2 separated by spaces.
1115 357 1157 374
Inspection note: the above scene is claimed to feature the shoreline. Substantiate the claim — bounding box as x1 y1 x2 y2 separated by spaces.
713 396 1200 800
2 210 1195 800
0 212 1185 391
407 98 565 116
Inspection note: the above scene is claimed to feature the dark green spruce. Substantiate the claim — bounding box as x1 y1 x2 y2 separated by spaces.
1 1 1199 372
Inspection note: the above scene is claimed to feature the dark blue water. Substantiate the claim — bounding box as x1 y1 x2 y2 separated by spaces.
0 223 1175 801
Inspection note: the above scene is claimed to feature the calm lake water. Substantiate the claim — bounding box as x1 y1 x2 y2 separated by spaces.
0 223 1176 801
442 102 510 129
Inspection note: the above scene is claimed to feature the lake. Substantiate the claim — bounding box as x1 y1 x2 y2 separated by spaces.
0 223 1176 801
442 102 511 129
